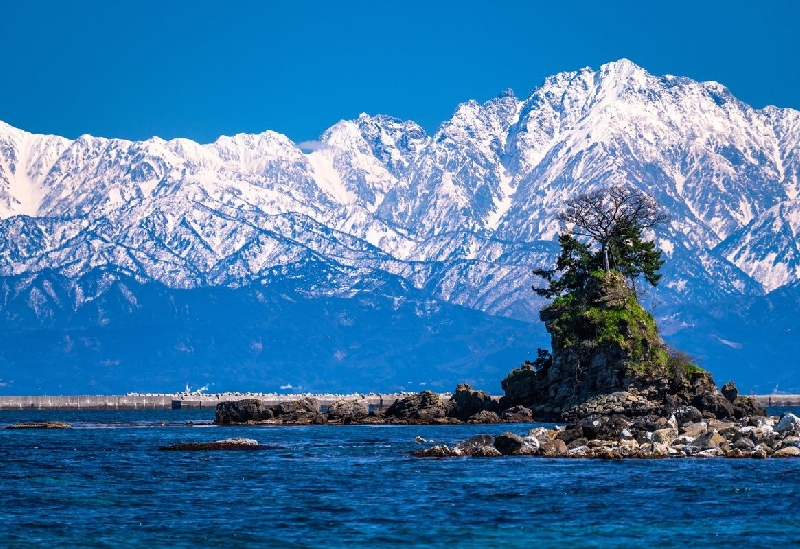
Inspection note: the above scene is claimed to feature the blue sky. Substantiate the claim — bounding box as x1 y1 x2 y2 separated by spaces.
1 0 798 144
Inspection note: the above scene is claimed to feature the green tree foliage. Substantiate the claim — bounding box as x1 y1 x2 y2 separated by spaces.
533 233 597 298
531 348 553 371
534 186 666 299
604 219 664 287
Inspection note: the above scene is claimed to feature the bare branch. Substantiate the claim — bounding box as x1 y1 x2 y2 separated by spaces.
557 185 667 273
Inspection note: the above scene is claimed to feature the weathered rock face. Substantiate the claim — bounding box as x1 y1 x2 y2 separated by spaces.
775 413 800 434
501 272 765 422
384 391 451 424
214 397 324 425
721 381 739 402
730 394 767 419
502 272 664 417
448 383 499 421
384 385 502 424
325 399 370 423
270 398 324 423
500 405 535 422
215 399 272 424
493 432 525 455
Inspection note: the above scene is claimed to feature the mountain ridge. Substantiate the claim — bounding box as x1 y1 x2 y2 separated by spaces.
1 59 799 393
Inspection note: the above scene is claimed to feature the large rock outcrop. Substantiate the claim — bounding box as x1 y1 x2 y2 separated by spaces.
383 385 500 424
447 383 499 421
501 272 765 421
384 391 450 424
214 397 325 425
325 398 370 423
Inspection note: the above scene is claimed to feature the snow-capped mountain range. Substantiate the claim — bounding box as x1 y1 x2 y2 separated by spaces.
1 59 799 394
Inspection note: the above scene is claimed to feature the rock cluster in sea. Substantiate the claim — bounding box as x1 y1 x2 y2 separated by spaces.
212 384 502 425
213 273 777 463
213 378 767 428
412 412 800 459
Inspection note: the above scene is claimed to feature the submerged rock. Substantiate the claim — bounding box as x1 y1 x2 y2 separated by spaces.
410 444 454 458
6 421 71 429
453 435 495 455
158 438 272 451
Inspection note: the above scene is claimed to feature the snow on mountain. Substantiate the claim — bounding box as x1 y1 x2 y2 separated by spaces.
0 121 72 217
719 199 800 292
1 59 800 391
355 113 429 179
378 90 522 237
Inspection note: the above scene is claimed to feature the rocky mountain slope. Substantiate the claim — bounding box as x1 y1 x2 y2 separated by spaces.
1 59 798 394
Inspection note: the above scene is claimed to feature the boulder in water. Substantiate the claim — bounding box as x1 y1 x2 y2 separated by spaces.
214 397 324 425
158 438 271 451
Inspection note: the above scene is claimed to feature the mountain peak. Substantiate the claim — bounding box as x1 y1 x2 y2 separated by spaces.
600 57 646 75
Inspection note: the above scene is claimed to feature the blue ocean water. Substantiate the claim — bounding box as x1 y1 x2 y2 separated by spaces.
2 408 800 548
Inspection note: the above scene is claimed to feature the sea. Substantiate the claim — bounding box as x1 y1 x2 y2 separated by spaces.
1 407 800 548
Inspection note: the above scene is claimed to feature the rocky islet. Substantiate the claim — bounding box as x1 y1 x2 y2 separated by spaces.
208 268 796 459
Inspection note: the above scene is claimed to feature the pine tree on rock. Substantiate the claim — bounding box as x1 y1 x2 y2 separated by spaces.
534 185 667 298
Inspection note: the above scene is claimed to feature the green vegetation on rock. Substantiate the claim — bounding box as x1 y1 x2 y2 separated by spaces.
500 186 732 421
543 271 668 374
533 186 666 299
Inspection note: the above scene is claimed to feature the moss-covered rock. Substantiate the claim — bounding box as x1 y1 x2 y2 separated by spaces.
502 271 763 421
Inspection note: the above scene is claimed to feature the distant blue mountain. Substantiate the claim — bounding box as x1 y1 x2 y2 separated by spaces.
0 270 543 394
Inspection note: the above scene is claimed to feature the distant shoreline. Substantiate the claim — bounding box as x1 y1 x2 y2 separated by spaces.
0 392 797 410
0 392 434 411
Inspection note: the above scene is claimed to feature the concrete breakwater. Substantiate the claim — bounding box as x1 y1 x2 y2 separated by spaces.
0 393 795 411
0 393 424 411
754 394 800 406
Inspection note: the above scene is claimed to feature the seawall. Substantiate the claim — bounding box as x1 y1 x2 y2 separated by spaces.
0 393 795 411
753 394 800 406
0 393 424 411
